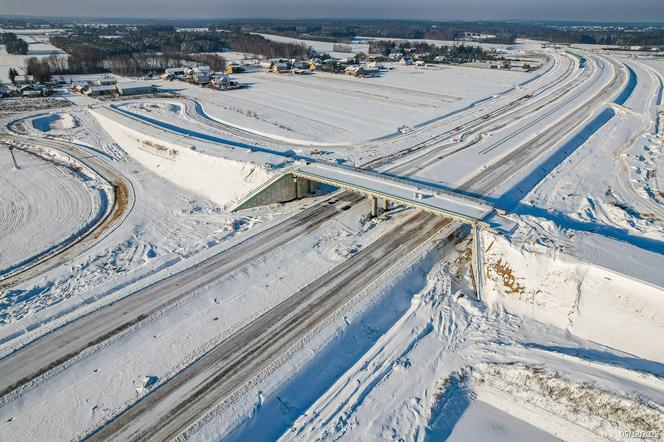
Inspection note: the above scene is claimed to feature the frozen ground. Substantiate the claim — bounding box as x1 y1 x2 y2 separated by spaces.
1 44 663 442
216 229 664 442
0 199 418 442
0 106 289 336
162 61 538 144
523 56 664 242
0 147 99 280
0 30 66 82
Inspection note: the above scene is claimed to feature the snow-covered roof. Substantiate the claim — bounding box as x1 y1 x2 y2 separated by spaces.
88 85 117 92
116 81 154 91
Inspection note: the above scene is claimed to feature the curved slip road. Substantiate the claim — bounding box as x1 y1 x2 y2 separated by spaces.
0 131 134 290
0 52 573 398
0 51 598 440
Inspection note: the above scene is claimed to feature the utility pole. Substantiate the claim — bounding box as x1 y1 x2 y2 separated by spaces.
8 146 19 169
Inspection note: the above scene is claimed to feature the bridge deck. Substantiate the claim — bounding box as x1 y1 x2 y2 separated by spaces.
295 163 493 223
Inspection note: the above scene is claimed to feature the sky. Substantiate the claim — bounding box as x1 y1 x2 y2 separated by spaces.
1 0 663 22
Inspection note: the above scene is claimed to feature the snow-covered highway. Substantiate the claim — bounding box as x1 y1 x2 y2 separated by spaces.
1 41 663 442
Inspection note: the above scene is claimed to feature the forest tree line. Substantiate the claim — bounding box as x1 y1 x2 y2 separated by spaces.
1 32 29 55
45 27 310 77
219 19 664 48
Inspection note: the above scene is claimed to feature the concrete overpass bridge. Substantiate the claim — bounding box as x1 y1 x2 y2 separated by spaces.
234 161 498 299
234 162 494 223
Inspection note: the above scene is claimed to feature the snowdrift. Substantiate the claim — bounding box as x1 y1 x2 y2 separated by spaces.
482 227 664 362
91 109 274 208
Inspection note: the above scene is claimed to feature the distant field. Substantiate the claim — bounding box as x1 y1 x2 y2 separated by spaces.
175 62 535 143
0 30 66 82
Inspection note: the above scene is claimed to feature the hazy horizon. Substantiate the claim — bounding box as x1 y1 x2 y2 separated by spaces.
2 0 663 23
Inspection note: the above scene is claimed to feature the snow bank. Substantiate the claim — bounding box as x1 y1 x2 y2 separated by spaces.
90 109 274 208
482 227 664 362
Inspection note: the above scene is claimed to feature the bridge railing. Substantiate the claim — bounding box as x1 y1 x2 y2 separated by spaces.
312 162 491 208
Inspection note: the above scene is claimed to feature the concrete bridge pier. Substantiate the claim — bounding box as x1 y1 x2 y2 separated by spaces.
470 222 483 301
370 196 378 217
294 177 316 200
382 198 390 212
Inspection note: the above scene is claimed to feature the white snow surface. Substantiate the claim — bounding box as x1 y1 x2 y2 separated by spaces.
0 147 98 277
1 44 664 442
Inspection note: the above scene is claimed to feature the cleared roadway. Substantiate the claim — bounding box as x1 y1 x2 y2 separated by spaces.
88 212 455 441
0 193 360 398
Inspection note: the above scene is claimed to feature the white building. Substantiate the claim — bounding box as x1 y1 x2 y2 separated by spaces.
116 81 154 96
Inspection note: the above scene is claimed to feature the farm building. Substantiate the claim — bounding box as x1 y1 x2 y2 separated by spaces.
225 64 245 74
271 62 289 73
210 73 241 90
344 66 367 77
19 84 43 96
95 77 117 86
84 84 116 96
116 81 155 96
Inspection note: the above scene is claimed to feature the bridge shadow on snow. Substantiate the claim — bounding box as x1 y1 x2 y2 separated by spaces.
224 251 439 442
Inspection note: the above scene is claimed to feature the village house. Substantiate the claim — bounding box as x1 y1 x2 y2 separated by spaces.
19 83 42 97
225 64 245 74
210 73 241 90
344 65 366 77
270 62 289 73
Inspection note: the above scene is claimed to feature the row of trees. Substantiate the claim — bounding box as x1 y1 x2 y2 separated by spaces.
218 19 664 48
44 27 310 77
1 32 28 54
25 57 53 83
50 27 310 60
12 51 229 83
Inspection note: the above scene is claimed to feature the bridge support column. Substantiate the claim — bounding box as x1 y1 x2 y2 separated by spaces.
294 177 303 199
308 179 315 195
470 222 483 301
382 198 389 213
370 196 378 218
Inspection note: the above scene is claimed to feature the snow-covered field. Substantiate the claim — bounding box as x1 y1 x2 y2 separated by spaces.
165 62 538 144
0 147 99 279
1 41 663 442
0 30 66 82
